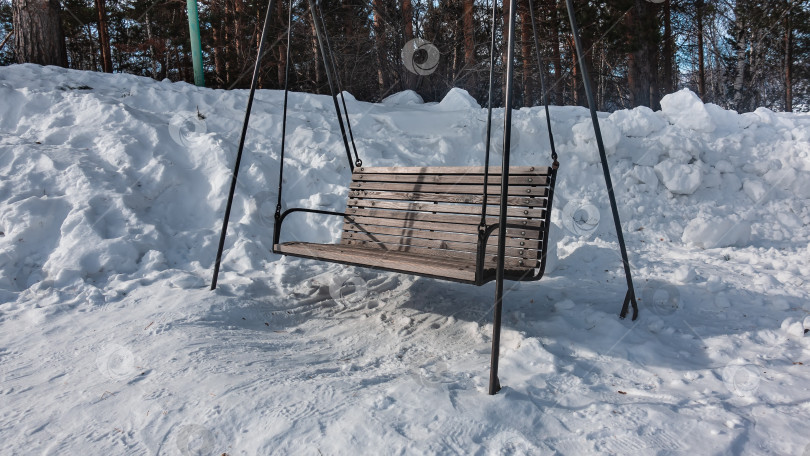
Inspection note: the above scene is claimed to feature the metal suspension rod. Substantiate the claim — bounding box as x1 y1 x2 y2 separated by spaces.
211 0 277 290
317 5 362 167
564 0 638 320
489 0 518 396
479 0 499 228
274 0 294 221
308 0 355 171
527 0 558 166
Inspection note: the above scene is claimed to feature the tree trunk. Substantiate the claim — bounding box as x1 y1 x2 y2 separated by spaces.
211 18 225 84
696 0 705 100
549 0 562 104
520 0 533 106
95 0 112 72
626 0 655 108
402 0 414 89
344 0 354 37
233 0 244 66
707 15 719 101
309 12 321 90
596 46 607 111
12 0 67 66
452 30 459 79
165 39 170 79
570 35 581 106
463 0 475 67
372 0 388 95
145 11 158 79
784 0 793 112
277 0 287 88
731 6 747 111
224 0 232 85
663 0 673 94
502 0 511 96
402 0 413 42
650 46 661 109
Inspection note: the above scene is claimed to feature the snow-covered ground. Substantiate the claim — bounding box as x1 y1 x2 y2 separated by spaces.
1 64 809 455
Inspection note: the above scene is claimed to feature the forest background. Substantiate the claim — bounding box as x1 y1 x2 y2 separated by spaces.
1 0 808 112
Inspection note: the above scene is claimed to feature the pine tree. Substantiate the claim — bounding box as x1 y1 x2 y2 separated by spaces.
12 0 66 66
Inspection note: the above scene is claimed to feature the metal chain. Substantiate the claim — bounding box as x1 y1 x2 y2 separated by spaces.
528 0 559 169
275 0 294 218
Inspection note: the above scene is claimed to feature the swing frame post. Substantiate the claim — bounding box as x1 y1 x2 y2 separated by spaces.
564 0 638 320
488 0 519 396
210 0 276 291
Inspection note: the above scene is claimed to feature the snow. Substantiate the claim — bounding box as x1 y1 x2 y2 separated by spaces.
607 106 666 138
381 90 423 106
654 159 702 194
435 87 481 111
660 88 717 133
682 216 752 249
571 116 621 162
2 64 810 455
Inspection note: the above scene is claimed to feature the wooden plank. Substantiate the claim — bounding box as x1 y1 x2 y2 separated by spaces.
353 173 548 186
275 242 480 282
355 166 551 175
340 240 536 268
344 207 544 228
275 242 536 281
350 182 546 196
348 190 547 205
341 223 542 249
344 215 543 236
342 239 476 261
340 231 540 259
346 199 548 216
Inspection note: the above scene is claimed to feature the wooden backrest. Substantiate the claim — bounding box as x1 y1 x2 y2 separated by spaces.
341 166 551 271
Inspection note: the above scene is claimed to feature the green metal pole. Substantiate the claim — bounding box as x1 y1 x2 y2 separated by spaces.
187 0 205 86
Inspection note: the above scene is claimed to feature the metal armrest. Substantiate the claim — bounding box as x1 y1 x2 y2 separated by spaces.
476 222 544 282
273 208 346 252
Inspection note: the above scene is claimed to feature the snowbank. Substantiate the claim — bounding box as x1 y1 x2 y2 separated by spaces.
660 88 717 132
381 89 424 106
1 64 809 455
435 87 481 110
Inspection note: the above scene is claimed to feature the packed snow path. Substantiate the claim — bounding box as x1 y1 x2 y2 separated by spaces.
1 64 809 455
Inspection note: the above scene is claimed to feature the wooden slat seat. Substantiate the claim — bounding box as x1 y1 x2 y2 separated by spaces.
274 165 553 285
275 242 479 282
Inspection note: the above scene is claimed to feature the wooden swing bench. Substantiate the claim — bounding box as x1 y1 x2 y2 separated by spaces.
273 165 554 285
213 0 640 396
